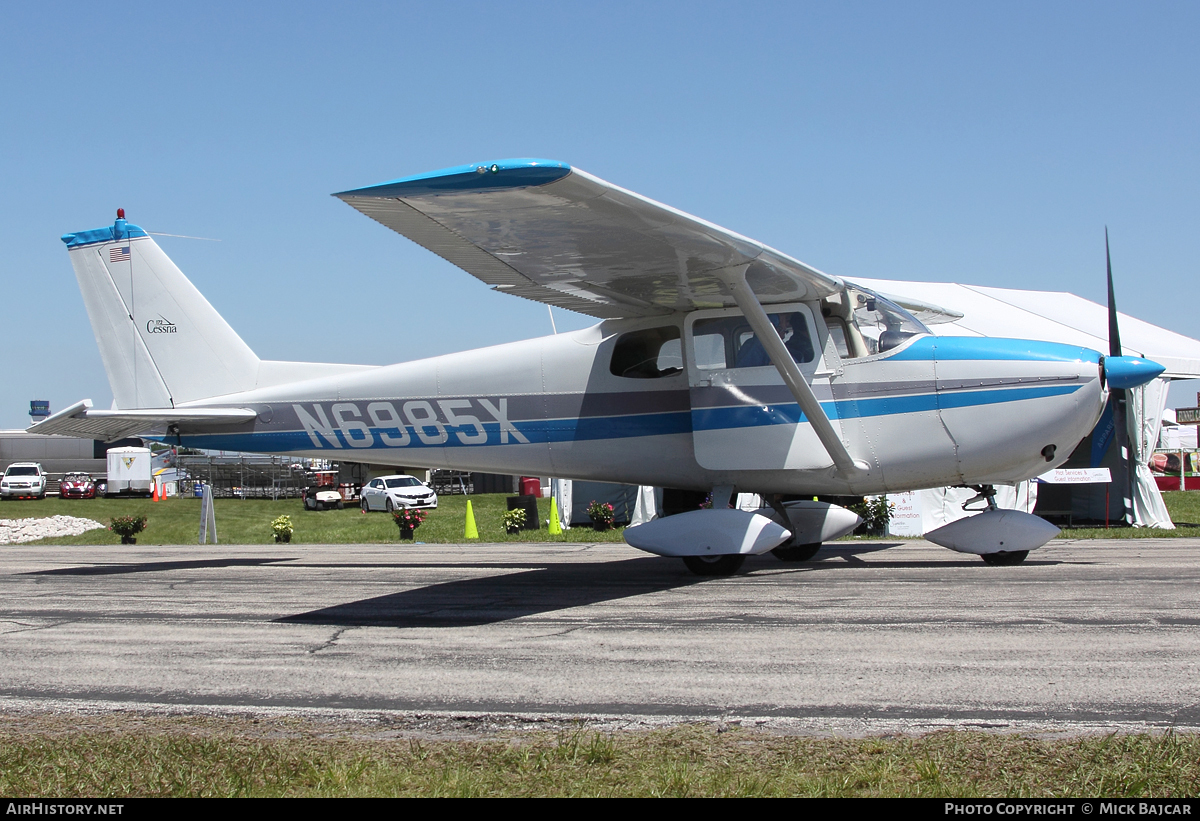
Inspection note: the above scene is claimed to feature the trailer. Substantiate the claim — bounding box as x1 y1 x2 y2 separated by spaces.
106 447 152 496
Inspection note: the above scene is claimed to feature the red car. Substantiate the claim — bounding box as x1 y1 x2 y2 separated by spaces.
59 472 97 499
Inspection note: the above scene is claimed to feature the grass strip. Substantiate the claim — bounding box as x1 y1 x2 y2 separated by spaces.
4 492 1199 546
0 494 627 546
0 716 1197 798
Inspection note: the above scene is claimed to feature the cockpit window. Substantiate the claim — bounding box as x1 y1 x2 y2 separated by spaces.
610 326 683 378
845 284 929 355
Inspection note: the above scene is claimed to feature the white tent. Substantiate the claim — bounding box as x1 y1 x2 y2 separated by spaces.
858 279 1200 530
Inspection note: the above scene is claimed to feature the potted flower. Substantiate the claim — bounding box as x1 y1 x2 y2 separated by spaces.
587 500 615 531
109 515 147 545
271 515 294 543
502 508 527 535
392 507 427 540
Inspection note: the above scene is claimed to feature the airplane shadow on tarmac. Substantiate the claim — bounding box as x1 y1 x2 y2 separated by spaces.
278 542 1040 629
23 557 299 576
279 556 706 628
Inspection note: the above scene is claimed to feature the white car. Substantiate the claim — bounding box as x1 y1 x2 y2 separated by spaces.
1 463 47 499
360 475 438 512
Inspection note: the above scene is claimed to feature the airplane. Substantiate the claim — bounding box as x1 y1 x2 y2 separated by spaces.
32 158 1166 574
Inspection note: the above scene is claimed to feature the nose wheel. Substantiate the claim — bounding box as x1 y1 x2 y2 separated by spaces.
682 555 746 576
772 542 822 562
981 550 1029 566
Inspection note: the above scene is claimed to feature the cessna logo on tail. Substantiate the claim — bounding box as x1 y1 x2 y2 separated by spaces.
147 317 177 333
293 399 529 449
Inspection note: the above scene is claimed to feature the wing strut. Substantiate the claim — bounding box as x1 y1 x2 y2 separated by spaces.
722 268 869 479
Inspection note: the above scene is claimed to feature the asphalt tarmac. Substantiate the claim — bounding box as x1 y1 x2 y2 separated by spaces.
1 538 1197 735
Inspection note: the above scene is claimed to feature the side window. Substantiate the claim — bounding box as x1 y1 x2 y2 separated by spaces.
610 326 683 378
693 317 734 370
694 311 815 370
826 318 851 359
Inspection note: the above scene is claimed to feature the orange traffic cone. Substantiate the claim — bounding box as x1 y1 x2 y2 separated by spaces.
151 480 159 502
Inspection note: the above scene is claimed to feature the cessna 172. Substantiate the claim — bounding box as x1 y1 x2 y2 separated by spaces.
34 159 1164 574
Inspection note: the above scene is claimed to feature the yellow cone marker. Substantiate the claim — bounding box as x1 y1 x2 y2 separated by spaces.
548 497 562 536
464 499 479 539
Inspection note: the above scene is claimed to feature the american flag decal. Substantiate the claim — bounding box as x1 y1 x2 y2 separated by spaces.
110 246 131 262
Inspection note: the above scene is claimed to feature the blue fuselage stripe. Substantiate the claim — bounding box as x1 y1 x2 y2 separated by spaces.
178 384 1082 452
691 384 1081 431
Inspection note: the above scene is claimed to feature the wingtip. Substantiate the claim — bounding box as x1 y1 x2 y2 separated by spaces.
335 158 572 199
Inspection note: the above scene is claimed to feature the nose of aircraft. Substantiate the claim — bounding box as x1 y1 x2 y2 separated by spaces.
1104 355 1165 390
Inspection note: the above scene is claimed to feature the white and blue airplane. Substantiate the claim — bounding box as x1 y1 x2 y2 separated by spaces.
33 159 1164 573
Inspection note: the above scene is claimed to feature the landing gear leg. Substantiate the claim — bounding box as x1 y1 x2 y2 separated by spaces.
964 484 999 512
765 494 822 562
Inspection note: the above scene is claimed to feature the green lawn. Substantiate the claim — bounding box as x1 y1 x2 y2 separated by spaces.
0 493 627 545
4 490 1199 545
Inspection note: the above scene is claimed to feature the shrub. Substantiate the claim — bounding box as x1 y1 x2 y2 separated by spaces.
849 496 894 536
502 508 527 532
109 515 147 545
271 515 293 543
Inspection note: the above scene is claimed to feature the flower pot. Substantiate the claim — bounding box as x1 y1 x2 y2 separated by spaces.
591 520 612 532
399 527 414 540
506 525 521 535
274 533 292 543
120 536 137 545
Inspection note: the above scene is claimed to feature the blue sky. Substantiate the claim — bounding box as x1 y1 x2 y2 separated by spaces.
2 1 1198 428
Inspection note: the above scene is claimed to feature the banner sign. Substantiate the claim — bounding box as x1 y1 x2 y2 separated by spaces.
1036 468 1112 484
1176 407 1200 425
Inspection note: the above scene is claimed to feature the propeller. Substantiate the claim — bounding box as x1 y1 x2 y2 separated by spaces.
1103 229 1165 389
1102 230 1166 526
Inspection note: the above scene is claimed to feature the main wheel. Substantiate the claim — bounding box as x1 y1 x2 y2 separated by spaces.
361 496 370 513
981 550 1029 566
772 542 821 562
385 497 394 513
682 554 746 576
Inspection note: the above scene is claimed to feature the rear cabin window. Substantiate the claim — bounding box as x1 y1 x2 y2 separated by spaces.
610 327 683 378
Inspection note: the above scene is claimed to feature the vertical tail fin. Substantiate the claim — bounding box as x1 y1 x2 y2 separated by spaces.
62 214 260 408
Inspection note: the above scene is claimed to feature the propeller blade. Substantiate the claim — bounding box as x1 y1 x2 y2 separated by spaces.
1106 227 1122 358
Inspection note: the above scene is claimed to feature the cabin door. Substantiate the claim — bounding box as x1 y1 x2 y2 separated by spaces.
686 303 839 471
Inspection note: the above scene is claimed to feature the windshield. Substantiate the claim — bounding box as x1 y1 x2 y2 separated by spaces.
385 477 423 489
5 466 39 477
845 283 930 355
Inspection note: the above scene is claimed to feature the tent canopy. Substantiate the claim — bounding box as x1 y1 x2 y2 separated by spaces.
856 280 1200 379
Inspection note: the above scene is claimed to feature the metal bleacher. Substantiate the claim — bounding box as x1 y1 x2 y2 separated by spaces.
177 454 312 499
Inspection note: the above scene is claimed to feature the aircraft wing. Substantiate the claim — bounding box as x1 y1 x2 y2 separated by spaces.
27 399 257 442
335 159 843 318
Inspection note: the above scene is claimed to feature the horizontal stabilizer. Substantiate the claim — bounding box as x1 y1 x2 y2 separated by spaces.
27 399 256 442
